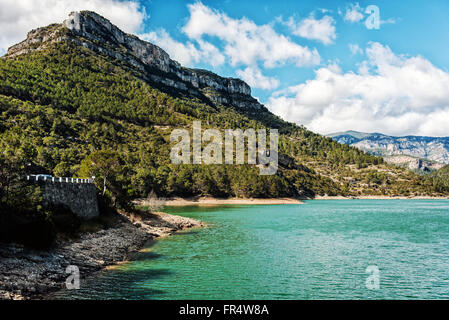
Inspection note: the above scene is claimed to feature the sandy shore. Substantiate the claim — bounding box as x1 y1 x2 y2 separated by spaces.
138 197 304 206
314 195 449 200
0 211 204 300
138 195 449 206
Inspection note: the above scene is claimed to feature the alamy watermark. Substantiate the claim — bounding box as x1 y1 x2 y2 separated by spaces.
65 265 80 290
365 5 380 30
366 265 380 290
346 265 381 291
170 121 279 175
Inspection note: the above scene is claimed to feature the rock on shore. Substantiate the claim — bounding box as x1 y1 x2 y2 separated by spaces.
0 211 204 300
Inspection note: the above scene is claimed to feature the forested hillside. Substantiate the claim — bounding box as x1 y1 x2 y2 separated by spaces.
1 11 448 224
1 42 445 207
428 165 449 193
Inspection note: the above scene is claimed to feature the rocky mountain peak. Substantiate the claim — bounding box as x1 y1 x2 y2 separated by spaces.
5 11 261 109
328 130 449 171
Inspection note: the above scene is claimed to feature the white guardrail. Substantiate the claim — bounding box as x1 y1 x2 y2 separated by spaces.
26 175 95 184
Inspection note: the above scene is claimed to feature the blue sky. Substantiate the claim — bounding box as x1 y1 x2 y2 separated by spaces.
2 0 449 136
140 0 449 100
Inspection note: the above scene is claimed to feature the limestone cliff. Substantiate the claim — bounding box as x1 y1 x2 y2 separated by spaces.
383 155 444 172
5 11 262 109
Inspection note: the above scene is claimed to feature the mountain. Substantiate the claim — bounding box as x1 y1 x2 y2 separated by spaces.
7 11 261 110
328 131 449 172
1 10 447 204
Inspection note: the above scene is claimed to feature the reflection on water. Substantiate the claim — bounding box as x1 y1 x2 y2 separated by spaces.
50 200 449 299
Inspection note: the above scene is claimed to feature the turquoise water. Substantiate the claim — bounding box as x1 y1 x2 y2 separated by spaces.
53 200 449 299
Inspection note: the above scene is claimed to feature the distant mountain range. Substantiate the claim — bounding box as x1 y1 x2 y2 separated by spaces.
328 131 449 172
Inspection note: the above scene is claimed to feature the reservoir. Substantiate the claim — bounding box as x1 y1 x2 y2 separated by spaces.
52 200 449 299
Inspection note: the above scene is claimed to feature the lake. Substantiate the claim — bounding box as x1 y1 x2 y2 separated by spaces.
52 200 449 299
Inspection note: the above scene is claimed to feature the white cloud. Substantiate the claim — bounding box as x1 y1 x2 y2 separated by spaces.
349 43 363 55
286 15 336 45
236 66 280 90
0 0 146 53
267 42 449 137
140 29 225 67
182 2 320 68
344 3 364 23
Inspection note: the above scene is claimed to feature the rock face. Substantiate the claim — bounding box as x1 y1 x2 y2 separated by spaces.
328 131 449 171
383 155 445 172
5 11 262 109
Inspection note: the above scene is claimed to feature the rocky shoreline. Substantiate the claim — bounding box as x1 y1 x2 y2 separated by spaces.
0 211 205 300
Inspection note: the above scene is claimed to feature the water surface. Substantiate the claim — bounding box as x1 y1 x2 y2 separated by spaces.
53 200 449 299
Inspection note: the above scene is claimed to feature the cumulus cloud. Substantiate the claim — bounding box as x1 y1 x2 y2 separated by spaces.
0 0 146 53
236 66 280 90
182 2 320 68
286 15 336 45
341 3 397 27
267 42 449 137
140 29 225 67
349 43 363 55
343 3 364 23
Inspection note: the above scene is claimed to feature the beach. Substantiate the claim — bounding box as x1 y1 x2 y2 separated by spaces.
138 197 304 207
138 195 449 207
313 195 449 200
